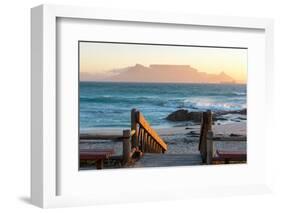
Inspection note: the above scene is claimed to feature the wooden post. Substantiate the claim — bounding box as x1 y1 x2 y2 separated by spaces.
140 128 145 153
147 136 151 152
199 112 207 161
199 110 213 163
95 160 103 170
157 145 160 153
123 129 131 165
144 132 147 152
206 130 214 165
138 127 142 149
206 110 212 131
131 109 138 148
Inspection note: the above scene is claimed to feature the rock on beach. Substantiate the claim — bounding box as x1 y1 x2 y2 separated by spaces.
166 108 247 123
166 109 202 123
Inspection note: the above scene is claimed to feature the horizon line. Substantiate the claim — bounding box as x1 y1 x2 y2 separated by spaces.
79 80 246 85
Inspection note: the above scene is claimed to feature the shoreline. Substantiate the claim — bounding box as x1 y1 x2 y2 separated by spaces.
80 122 246 155
80 122 246 137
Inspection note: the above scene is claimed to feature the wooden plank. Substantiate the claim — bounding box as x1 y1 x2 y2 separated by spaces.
133 153 202 168
80 133 123 140
215 150 247 161
137 111 168 151
80 129 134 141
80 148 115 154
213 136 247 141
80 152 111 160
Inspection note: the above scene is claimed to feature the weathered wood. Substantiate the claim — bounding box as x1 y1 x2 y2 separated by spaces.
146 132 150 152
156 144 160 153
80 148 115 154
80 152 112 160
199 111 213 162
214 150 247 163
140 128 145 152
206 110 212 130
138 127 142 148
151 141 156 153
136 111 168 152
134 153 202 168
199 112 205 151
147 136 151 152
213 136 247 141
206 131 214 165
122 129 131 165
80 148 115 169
155 144 158 153
131 109 138 148
199 112 207 160
95 160 103 169
144 132 147 152
149 141 152 152
138 127 141 151
80 133 124 140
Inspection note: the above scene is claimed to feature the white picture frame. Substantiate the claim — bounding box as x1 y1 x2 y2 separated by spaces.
31 4 274 208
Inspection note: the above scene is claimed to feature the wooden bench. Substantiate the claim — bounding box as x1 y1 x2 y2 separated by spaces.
80 148 115 169
213 150 246 164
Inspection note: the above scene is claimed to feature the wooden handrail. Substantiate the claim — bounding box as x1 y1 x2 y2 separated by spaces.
131 109 168 153
79 109 167 167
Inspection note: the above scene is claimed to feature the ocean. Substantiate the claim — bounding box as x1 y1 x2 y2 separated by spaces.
80 82 246 129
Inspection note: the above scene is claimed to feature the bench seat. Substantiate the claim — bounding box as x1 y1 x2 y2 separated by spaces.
213 150 246 163
80 148 115 169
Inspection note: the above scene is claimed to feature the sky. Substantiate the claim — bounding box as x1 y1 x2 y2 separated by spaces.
79 41 247 83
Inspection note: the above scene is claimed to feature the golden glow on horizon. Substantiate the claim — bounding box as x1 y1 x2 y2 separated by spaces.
80 42 247 83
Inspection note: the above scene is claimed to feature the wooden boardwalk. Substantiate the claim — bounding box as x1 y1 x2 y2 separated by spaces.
80 109 246 169
132 153 202 168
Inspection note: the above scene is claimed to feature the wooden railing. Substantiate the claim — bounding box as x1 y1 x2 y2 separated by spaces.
80 109 167 167
123 109 168 165
131 109 168 154
198 110 246 164
80 129 137 166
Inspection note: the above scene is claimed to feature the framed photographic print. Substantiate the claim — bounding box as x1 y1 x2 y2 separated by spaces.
78 41 248 170
31 4 274 208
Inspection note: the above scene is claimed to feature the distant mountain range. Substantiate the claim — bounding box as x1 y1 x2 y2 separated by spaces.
81 64 236 84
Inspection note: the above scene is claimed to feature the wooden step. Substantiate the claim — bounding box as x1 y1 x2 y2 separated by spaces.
132 153 202 168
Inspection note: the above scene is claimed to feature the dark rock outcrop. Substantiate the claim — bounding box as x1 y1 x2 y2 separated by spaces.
166 108 247 123
166 109 189 121
166 109 203 123
187 112 203 123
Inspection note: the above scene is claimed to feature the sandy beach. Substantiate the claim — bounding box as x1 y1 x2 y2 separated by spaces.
80 121 246 156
